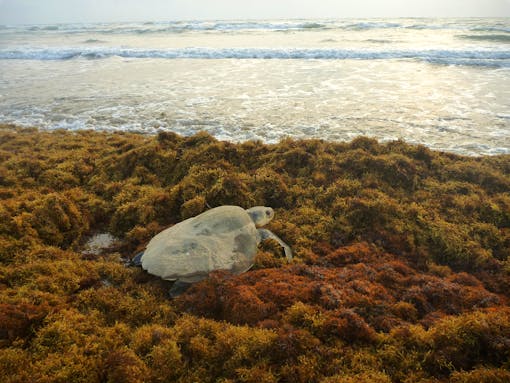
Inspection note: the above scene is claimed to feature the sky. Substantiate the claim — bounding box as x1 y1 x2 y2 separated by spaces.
0 0 509 24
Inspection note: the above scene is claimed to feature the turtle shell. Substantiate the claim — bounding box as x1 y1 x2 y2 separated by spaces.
141 206 259 282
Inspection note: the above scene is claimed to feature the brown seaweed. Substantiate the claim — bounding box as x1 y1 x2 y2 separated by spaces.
0 125 509 382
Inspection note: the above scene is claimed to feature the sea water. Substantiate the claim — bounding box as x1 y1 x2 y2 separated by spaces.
0 18 509 155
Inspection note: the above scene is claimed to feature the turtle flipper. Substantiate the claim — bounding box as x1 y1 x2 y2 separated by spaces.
130 251 144 266
169 280 192 298
258 228 293 261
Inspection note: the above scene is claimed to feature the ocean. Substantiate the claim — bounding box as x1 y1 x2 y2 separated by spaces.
0 18 509 155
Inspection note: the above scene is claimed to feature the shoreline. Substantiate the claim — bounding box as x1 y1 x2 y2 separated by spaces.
2 123 509 158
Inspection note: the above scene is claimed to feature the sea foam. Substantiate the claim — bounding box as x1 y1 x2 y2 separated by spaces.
1 47 509 67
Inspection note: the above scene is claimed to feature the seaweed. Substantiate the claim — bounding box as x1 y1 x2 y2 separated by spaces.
0 125 509 382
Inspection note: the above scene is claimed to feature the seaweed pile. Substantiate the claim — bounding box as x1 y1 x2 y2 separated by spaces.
1 125 509 382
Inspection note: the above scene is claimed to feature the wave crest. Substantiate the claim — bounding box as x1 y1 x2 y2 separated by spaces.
1 47 509 67
2 19 509 34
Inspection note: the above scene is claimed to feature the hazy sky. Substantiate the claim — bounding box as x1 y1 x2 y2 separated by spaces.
1 0 509 24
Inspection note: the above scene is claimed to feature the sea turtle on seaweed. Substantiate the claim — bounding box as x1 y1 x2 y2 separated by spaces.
132 205 292 297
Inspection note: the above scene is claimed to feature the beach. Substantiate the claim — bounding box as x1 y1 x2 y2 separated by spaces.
1 15 510 383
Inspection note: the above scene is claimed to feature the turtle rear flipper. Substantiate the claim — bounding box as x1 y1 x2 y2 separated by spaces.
131 251 144 266
169 280 192 298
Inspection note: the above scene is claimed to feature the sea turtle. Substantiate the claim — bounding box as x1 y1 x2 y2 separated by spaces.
131 205 292 297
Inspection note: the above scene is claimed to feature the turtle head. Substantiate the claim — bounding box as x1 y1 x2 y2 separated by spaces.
246 206 274 227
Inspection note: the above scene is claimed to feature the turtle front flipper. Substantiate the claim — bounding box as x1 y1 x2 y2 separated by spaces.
258 228 293 261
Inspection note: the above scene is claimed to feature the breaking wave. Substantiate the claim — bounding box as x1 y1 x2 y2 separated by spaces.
0 21 330 34
1 47 509 67
1 19 508 34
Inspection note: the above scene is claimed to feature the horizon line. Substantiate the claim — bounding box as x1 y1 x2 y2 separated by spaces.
2 15 509 26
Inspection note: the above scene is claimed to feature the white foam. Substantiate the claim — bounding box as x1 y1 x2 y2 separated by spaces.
1 47 509 67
